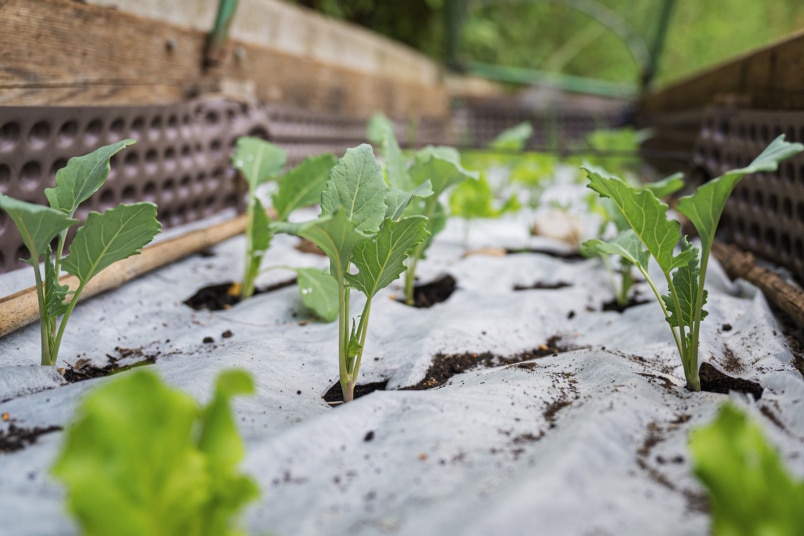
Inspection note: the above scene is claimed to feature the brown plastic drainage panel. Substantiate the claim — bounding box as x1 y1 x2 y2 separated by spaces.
0 98 272 274
692 106 804 283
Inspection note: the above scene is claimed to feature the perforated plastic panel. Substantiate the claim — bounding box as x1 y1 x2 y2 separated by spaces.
692 107 804 282
0 99 451 274
451 96 625 149
0 99 269 273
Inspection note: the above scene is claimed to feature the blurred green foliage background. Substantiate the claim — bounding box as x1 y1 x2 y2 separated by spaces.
286 0 803 88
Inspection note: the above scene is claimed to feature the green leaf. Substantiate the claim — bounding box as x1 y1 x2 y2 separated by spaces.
414 145 462 167
690 403 804 536
386 181 433 221
62 203 161 285
410 152 478 194
662 239 707 329
584 166 693 272
0 194 76 265
372 116 414 192
272 153 337 221
489 122 533 151
644 172 684 199
295 267 339 322
347 216 429 298
44 251 70 319
53 369 257 536
251 197 273 253
321 144 388 234
276 209 368 279
45 140 135 216
248 197 272 274
510 152 556 186
581 229 649 271
52 369 208 536
346 320 362 367
199 370 254 468
677 135 803 254
232 137 287 191
366 113 396 146
449 173 518 220
198 370 259 535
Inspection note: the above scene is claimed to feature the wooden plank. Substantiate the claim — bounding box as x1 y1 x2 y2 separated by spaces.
0 0 448 118
639 29 804 115
0 0 209 105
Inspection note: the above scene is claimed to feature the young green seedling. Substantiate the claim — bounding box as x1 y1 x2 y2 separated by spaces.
232 137 287 300
274 144 429 402
368 114 476 306
53 368 258 536
582 172 684 307
449 171 520 246
233 137 338 317
583 136 802 390
690 402 804 535
0 140 161 366
582 127 651 180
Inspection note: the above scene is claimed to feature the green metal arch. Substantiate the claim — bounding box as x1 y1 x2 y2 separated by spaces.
470 0 650 72
447 0 675 94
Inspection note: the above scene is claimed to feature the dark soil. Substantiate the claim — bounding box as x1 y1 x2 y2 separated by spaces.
635 419 709 514
513 281 572 291
403 274 457 308
505 247 585 262
767 302 804 379
601 295 650 313
183 278 297 311
323 380 389 405
404 335 580 390
697 362 763 399
0 423 62 453
321 336 578 404
60 347 158 383
295 238 326 256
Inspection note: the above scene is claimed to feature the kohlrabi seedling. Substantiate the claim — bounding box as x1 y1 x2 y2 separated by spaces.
368 114 476 306
233 137 337 318
582 172 684 307
581 127 651 181
0 140 161 366
583 136 802 390
53 368 258 536
690 402 804 536
274 144 429 402
232 136 287 300
449 171 520 246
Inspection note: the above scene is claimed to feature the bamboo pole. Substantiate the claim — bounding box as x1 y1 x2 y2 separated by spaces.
0 214 247 338
712 240 804 327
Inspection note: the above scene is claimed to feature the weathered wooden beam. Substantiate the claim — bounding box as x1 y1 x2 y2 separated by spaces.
639 29 804 116
0 0 448 118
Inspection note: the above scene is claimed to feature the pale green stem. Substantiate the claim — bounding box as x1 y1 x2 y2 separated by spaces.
618 259 636 307
337 277 353 402
404 197 438 305
663 269 698 390
350 299 373 389
33 266 52 366
404 248 421 306
685 250 713 392
600 256 622 305
241 196 256 300
635 265 685 365
49 238 68 348
48 282 86 367
258 265 295 276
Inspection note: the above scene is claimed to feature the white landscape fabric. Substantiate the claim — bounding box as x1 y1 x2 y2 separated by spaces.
0 189 801 536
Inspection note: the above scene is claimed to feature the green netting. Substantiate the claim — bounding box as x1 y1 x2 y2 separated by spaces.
449 0 803 93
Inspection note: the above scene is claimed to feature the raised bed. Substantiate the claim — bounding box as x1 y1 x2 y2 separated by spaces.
0 161 801 535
